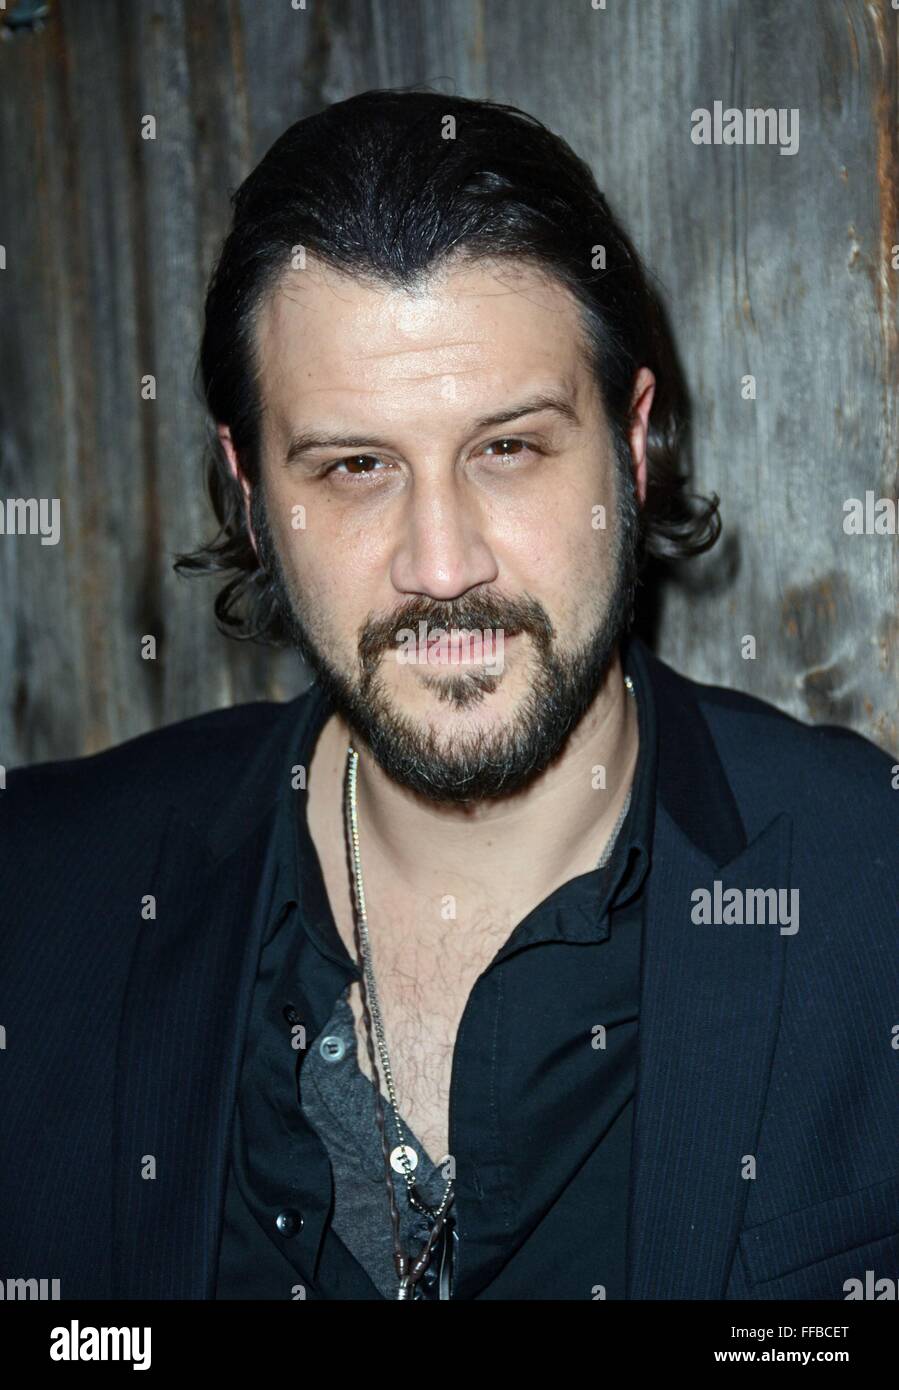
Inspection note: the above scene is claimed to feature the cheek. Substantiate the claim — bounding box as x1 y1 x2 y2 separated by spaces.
277 511 388 655
497 484 606 580
534 494 618 637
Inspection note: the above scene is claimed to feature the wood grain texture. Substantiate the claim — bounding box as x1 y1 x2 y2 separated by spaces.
0 0 896 766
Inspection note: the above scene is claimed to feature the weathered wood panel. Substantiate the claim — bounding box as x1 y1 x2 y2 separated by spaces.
1 0 896 766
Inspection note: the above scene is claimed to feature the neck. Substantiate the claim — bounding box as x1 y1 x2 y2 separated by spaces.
310 649 639 927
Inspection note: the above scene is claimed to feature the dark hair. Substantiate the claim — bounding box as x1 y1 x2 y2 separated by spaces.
176 86 720 644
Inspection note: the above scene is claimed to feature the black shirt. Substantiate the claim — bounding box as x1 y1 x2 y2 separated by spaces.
214 640 657 1299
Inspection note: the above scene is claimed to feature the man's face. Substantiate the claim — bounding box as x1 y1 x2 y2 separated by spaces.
243 254 645 803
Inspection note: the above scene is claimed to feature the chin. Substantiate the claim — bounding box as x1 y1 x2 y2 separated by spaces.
393 673 519 723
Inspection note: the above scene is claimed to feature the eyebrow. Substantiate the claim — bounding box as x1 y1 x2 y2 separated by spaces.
283 389 581 466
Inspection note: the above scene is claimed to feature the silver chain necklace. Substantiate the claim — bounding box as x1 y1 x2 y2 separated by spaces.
343 671 637 1298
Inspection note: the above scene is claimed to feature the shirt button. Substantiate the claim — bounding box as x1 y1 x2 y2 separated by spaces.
319 1034 347 1063
275 1209 303 1238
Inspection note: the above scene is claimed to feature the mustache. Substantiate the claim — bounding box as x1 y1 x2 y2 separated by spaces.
358 593 554 666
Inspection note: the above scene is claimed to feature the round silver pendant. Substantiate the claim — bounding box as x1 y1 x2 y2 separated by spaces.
389 1143 419 1173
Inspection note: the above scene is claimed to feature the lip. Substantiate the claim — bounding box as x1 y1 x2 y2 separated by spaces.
420 631 516 666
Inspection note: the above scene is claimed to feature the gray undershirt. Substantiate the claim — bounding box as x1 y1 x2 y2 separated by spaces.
301 986 448 1298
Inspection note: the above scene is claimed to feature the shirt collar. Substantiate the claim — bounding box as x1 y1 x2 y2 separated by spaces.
490 632 658 954
262 680 330 949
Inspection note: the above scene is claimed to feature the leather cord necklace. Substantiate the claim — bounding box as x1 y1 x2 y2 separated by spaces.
342 672 637 1300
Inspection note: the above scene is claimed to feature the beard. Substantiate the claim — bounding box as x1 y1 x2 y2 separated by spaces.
252 452 640 805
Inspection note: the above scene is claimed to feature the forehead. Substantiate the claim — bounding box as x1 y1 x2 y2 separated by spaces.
253 253 596 433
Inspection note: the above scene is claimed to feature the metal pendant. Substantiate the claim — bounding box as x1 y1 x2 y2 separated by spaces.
389 1143 418 1174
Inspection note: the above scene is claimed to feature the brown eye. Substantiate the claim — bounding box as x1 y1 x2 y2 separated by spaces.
327 455 385 480
481 437 543 464
484 438 527 456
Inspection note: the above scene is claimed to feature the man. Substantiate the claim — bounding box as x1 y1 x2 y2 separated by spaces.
1 89 897 1302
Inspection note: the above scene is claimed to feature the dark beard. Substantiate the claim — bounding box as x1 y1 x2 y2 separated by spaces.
252 461 639 805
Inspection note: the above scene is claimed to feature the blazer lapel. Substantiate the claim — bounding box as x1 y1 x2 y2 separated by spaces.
110 691 313 1299
626 809 791 1297
625 640 792 1298
111 805 279 1298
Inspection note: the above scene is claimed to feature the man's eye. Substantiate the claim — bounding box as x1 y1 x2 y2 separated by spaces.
325 455 385 480
481 437 539 460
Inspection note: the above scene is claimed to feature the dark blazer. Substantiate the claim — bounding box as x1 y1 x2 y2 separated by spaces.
1 637 897 1300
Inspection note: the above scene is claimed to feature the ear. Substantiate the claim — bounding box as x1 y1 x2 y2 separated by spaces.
627 367 655 507
218 424 258 557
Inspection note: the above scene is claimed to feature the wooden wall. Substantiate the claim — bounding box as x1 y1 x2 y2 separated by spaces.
1 0 896 766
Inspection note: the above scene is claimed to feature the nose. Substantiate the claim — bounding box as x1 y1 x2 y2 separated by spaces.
389 470 498 600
